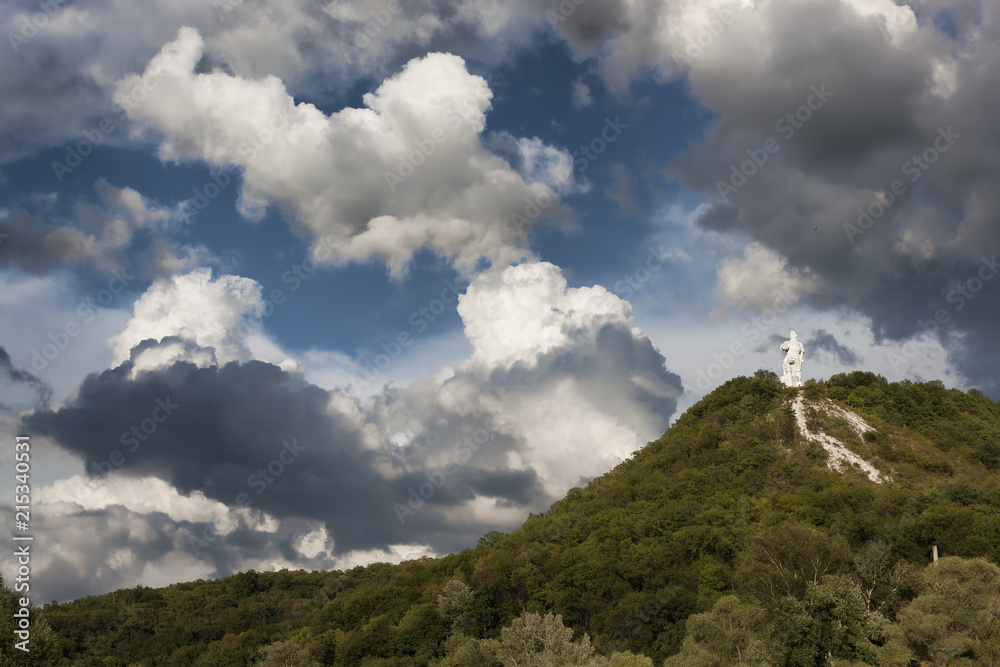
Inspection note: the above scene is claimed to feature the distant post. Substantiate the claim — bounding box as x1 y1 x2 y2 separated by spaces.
932 544 939 563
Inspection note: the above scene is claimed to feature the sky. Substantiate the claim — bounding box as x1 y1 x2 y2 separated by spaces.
0 0 997 603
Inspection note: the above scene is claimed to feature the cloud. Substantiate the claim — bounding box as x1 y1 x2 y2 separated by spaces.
0 345 51 412
0 179 220 280
657 0 1000 394
459 261 629 368
22 346 549 560
373 261 683 495
7 472 440 602
108 268 265 372
491 133 580 196
113 29 573 278
0 180 167 273
807 328 862 366
23 261 682 592
0 0 573 169
0 0 378 164
714 241 818 313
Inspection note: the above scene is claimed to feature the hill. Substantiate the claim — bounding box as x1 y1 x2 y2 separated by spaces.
5 372 1000 666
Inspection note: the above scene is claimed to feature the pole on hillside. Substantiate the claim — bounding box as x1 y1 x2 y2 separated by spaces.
932 544 938 563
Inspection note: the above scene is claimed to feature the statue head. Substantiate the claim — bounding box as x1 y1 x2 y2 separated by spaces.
789 330 797 339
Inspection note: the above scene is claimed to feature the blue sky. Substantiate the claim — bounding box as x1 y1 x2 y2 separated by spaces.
1 0 997 602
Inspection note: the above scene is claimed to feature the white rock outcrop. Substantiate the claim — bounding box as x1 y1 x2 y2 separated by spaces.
791 394 885 483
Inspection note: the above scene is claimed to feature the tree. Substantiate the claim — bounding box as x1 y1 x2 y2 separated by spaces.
890 557 1000 666
795 575 884 665
495 612 595 667
260 640 320 666
232 569 263 598
436 580 473 634
392 603 446 658
664 596 769 666
738 523 851 603
602 652 654 667
478 531 508 548
0 573 59 666
852 541 921 619
436 633 502 667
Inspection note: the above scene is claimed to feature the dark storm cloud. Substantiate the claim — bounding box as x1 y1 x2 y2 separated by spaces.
7 314 682 600
808 329 861 366
21 350 545 557
131 335 220 365
0 344 51 410
665 0 1000 396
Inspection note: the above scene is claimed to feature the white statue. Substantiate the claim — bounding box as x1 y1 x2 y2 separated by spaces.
780 331 804 387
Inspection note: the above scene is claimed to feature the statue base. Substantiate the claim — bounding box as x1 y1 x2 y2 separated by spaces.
780 373 802 388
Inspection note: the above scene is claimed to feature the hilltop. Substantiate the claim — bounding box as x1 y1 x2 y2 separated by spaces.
5 371 1000 666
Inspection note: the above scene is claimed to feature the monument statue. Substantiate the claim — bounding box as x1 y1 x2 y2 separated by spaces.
780 331 804 387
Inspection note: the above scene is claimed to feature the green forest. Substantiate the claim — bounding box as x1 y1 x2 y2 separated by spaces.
3 372 1000 666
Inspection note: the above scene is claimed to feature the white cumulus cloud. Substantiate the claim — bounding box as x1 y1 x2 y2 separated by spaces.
109 268 264 372
114 28 571 278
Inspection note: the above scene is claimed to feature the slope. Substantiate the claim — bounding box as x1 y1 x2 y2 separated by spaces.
31 372 1000 666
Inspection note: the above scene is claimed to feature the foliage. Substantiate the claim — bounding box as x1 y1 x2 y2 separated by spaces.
737 522 851 602
32 376 1000 666
436 580 473 635
0 571 59 666
888 556 1000 665
260 640 320 666
664 595 769 666
494 611 594 666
